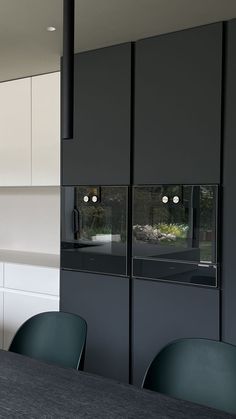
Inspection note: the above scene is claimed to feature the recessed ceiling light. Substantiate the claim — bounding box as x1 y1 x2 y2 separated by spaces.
47 26 56 32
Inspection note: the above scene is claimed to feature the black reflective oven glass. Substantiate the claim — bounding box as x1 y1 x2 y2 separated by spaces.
132 185 218 287
61 186 128 275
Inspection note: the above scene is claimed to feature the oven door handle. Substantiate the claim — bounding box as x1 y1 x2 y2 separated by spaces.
72 208 80 234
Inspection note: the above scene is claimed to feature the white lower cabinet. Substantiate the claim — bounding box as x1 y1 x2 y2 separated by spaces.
3 290 59 350
0 262 59 350
4 263 59 296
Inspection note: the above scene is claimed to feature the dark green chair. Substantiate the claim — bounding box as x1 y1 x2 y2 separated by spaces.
9 311 87 370
143 338 236 415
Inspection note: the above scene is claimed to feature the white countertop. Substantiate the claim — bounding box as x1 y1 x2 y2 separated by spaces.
0 250 60 269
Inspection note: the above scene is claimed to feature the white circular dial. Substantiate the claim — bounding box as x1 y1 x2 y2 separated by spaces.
83 195 89 203
173 196 180 204
91 195 98 203
162 196 169 204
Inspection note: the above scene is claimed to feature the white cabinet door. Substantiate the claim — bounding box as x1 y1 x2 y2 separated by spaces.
0 263 3 287
3 290 59 350
32 72 60 186
0 78 31 186
4 263 59 296
0 291 3 349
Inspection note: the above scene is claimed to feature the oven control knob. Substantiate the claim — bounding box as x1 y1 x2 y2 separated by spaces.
173 196 180 204
162 196 169 204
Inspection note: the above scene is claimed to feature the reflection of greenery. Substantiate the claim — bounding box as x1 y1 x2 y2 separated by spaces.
156 223 188 238
200 241 212 261
133 223 189 247
80 207 113 240
200 186 214 229
78 187 127 242
81 207 111 231
84 226 112 239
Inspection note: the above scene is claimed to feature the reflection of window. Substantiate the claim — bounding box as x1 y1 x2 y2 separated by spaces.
133 185 217 263
199 186 216 262
76 186 127 243
80 206 112 239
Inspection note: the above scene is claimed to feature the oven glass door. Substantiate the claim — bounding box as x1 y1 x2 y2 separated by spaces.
132 185 218 286
61 186 128 276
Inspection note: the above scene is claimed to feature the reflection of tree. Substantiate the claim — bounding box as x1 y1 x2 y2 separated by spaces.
77 187 127 241
81 206 111 238
133 185 215 253
200 186 214 230
134 186 188 226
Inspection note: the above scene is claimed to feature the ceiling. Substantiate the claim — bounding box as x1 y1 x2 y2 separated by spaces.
1 0 236 82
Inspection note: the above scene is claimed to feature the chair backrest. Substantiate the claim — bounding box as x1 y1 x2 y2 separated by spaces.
143 338 236 415
9 311 87 370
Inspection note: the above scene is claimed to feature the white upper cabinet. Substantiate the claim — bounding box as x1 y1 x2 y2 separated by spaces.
0 72 60 187
0 78 31 186
32 72 60 186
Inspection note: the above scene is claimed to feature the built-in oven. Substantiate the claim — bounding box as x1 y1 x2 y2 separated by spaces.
132 185 218 287
61 186 128 276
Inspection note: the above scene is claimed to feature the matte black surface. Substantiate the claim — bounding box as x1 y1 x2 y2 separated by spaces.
222 19 236 344
0 350 232 419
61 0 74 140
133 279 220 386
62 43 131 185
60 270 129 382
134 23 222 184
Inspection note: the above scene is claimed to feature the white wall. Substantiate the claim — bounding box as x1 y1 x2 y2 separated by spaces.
0 187 60 254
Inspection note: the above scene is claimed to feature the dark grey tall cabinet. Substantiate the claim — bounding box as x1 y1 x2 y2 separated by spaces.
60 43 132 382
132 23 222 385
134 23 222 184
62 43 131 185
60 271 129 382
61 22 226 386
133 281 219 385
222 19 236 344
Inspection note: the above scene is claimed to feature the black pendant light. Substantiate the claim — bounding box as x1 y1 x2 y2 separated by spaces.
62 0 74 140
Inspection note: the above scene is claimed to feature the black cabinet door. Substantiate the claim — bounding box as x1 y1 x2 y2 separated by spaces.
134 23 222 184
222 19 236 345
133 279 219 386
60 270 129 383
62 43 131 185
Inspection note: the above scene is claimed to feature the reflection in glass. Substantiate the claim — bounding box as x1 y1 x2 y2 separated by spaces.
132 185 218 287
61 186 128 275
